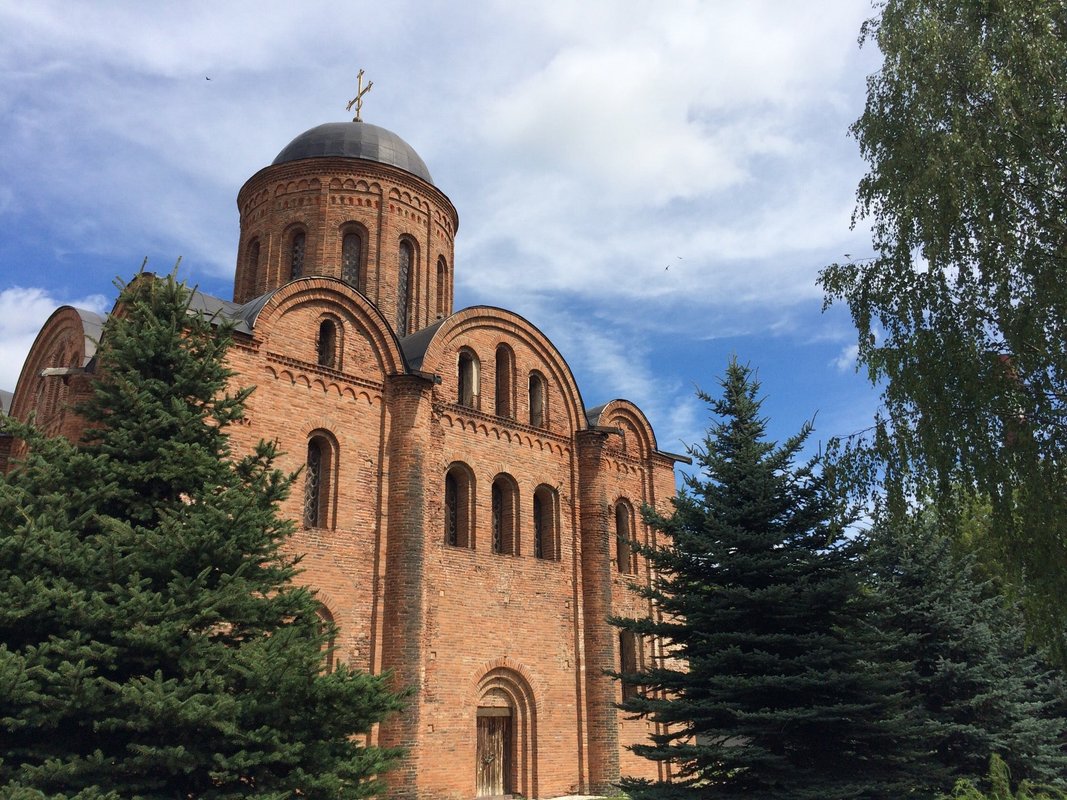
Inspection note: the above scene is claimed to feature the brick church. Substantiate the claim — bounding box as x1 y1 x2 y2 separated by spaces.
1 110 684 798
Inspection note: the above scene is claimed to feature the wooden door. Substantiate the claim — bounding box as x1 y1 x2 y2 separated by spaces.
476 714 511 796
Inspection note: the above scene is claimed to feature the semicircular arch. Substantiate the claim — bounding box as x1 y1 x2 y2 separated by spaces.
9 305 103 424
248 277 406 377
589 398 659 458
418 306 587 434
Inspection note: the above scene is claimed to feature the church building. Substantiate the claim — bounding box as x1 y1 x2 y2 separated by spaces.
1 108 684 799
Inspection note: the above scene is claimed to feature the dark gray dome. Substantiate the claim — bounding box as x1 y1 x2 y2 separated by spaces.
272 122 433 184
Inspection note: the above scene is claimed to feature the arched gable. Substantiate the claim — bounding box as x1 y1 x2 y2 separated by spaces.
416 306 586 434
248 277 405 379
9 306 103 425
587 399 658 459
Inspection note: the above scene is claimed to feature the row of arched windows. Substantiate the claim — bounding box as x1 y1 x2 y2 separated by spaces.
301 435 633 573
244 227 450 330
444 464 560 560
456 344 548 428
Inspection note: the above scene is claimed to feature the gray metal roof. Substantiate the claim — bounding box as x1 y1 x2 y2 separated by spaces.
186 290 266 335
272 122 434 185
0 389 12 415
585 404 607 428
399 319 446 372
75 308 105 365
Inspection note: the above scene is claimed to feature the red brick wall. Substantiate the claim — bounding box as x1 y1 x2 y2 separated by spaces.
234 159 457 338
7 154 681 798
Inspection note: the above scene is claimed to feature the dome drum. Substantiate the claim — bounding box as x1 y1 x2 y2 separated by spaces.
233 123 458 336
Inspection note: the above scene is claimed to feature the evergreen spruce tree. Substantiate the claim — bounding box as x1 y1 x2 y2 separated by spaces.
613 360 927 800
866 514 1067 791
0 274 403 799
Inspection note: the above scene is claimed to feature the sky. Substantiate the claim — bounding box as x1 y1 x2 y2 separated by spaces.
0 0 885 473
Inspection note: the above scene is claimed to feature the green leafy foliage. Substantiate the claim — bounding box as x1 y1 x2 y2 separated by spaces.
819 0 1067 661
866 513 1067 793
941 754 1067 800
0 273 404 799
612 361 926 800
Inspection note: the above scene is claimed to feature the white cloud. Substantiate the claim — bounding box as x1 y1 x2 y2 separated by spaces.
0 288 109 392
832 343 860 373
0 0 884 444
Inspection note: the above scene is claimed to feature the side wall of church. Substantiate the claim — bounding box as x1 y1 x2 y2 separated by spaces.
4 282 680 800
407 315 588 799
221 281 402 686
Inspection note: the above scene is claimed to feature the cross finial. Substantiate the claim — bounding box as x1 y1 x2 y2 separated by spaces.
346 69 373 122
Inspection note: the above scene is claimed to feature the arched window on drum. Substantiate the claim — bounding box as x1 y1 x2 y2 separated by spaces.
341 227 364 290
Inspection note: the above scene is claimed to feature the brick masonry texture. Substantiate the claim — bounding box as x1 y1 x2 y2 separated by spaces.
3 120 681 799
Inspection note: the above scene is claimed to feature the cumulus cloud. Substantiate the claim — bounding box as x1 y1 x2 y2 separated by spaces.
831 342 860 373
0 0 884 444
0 288 109 392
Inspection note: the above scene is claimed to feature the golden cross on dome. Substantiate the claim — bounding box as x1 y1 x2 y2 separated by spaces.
346 69 373 122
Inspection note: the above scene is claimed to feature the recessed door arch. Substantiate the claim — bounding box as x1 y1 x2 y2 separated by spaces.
474 667 538 798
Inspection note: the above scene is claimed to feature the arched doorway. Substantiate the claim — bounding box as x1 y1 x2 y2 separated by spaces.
476 690 512 796
474 667 537 797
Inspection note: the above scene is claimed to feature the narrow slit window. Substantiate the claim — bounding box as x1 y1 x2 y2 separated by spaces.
436 256 448 317
533 485 558 560
248 238 260 274
616 501 635 574
445 472 459 546
458 351 479 408
317 319 337 368
444 465 474 548
342 232 362 289
620 631 640 701
290 231 306 279
490 475 518 555
529 373 546 428
495 345 514 418
317 606 336 674
492 482 503 554
397 239 413 334
533 492 544 559
304 439 323 528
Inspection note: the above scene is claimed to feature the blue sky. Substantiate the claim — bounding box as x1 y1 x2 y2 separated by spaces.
0 0 884 472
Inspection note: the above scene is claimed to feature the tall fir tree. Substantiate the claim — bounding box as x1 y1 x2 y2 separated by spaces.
0 273 404 799
865 514 1067 792
613 360 927 800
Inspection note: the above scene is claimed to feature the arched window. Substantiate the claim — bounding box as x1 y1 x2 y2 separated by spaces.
436 256 448 318
342 231 362 289
445 463 475 548
491 475 518 555
458 350 480 408
304 438 324 528
397 239 414 334
495 344 514 418
619 631 640 701
317 605 337 674
317 319 338 369
303 433 336 529
289 230 307 279
528 372 546 428
241 238 261 299
533 485 559 560
616 500 636 574
247 236 260 273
